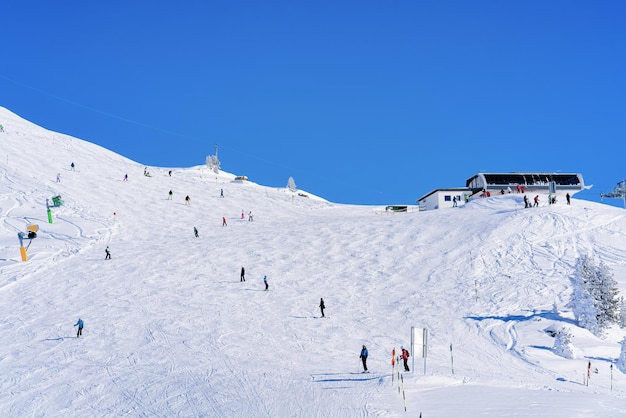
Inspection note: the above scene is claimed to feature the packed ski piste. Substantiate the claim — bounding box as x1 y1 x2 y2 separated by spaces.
1 106 626 416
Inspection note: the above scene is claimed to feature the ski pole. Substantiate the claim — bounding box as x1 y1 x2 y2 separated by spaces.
397 369 401 394
450 343 455 375
401 374 407 412
474 279 478 301
610 364 613 391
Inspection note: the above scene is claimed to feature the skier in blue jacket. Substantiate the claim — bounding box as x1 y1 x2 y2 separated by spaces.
74 318 84 338
360 345 368 372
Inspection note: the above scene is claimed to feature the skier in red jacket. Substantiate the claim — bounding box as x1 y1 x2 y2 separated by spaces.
401 347 410 372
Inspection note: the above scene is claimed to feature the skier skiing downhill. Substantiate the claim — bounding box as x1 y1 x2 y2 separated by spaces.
360 345 368 372
74 318 84 338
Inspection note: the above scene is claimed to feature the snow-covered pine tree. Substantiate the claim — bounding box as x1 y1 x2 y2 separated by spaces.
594 260 620 327
287 176 297 192
617 338 626 373
553 327 576 359
568 255 600 335
206 155 220 174
619 297 626 329
567 255 621 336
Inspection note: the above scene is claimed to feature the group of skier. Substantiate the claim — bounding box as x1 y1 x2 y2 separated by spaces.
520 193 572 208
523 195 541 208
119 168 258 231
360 345 410 373
107 175 258 258
239 266 269 291
78 166 417 376
235 265 412 375
163 189 254 229
89 250 411 375
53 163 77 183
70 165 276 341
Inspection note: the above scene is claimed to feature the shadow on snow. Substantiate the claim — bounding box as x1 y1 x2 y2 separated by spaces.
465 309 577 325
311 372 387 383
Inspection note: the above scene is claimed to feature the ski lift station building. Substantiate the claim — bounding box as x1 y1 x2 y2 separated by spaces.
417 172 586 211
417 188 472 211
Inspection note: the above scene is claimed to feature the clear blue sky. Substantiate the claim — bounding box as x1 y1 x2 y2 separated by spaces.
2 1 625 206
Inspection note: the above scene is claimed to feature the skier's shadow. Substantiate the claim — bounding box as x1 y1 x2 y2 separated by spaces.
43 336 75 342
529 345 551 351
311 373 383 383
556 376 585 386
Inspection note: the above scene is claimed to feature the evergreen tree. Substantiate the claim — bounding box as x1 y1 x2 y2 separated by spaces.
287 176 297 192
567 255 621 336
568 255 600 335
617 338 626 374
206 155 220 174
595 260 620 326
619 297 626 329
553 327 576 359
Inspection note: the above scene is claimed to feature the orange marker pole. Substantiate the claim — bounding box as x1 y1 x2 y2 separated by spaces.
391 348 396 386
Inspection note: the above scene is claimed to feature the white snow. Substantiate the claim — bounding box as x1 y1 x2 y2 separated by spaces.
1 106 626 417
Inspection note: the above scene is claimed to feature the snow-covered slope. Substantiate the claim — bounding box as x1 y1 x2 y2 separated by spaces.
1 106 625 417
